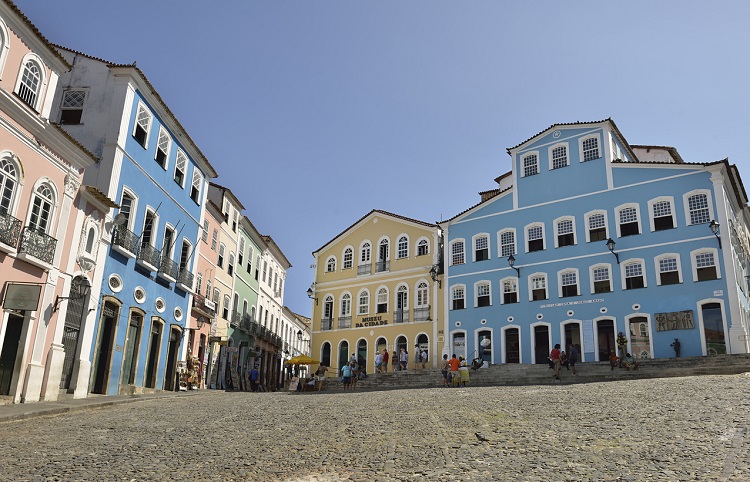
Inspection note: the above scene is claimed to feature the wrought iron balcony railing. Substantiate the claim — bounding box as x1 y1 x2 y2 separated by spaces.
414 306 431 322
177 268 194 292
357 263 371 276
338 316 352 329
191 294 216 317
18 226 57 266
111 225 138 258
158 256 179 282
137 243 161 271
0 210 21 251
394 309 409 323
376 260 390 272
321 318 333 330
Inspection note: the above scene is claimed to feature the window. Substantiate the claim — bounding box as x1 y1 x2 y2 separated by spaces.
255 256 260 280
246 247 253 274
416 281 428 307
0 156 19 214
238 238 244 266
451 286 465 310
397 236 408 259
586 211 607 242
502 279 517 304
474 234 489 261
60 89 85 124
477 282 491 307
232 212 239 232
17 59 42 109
228 252 235 275
556 218 575 247
550 144 568 170
326 256 336 272
343 247 353 269
694 250 718 281
196 273 203 295
141 210 156 249
376 287 388 314
650 198 675 231
174 149 187 187
262 261 267 281
581 136 600 162
211 229 218 251
560 270 578 298
417 239 429 256
358 290 369 315
499 230 515 257
687 192 711 225
218 244 225 268
179 240 191 272
222 294 230 320
451 240 465 265
530 274 547 301
162 226 175 259
624 261 645 289
133 102 152 147
657 255 680 285
201 220 208 243
617 205 640 237
360 242 371 263
526 224 544 252
29 183 54 233
268 267 274 287
155 127 170 169
341 293 351 316
523 153 539 177
190 169 202 204
592 265 611 293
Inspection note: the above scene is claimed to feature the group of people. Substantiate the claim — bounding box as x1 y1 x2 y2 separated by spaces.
609 351 640 371
549 344 580 380
440 354 470 387
372 346 429 373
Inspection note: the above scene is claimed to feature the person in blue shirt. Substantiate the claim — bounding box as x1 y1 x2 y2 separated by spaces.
249 364 260 392
341 362 353 389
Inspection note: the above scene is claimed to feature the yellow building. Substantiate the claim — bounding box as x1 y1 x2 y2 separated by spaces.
310 210 444 376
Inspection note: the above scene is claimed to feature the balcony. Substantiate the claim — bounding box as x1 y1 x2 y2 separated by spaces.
414 306 431 322
176 268 194 292
0 210 21 254
17 226 57 270
191 294 215 318
321 318 333 331
136 243 161 272
357 263 371 276
111 225 138 259
394 309 409 324
376 260 390 273
338 316 352 329
157 256 179 283
230 311 241 328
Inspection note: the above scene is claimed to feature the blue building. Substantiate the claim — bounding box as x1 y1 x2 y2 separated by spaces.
441 119 750 365
52 49 217 394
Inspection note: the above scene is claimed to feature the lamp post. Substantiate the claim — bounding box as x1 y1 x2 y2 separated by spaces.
429 265 441 288
306 287 318 305
53 278 92 313
709 220 722 249
507 255 521 277
606 238 620 264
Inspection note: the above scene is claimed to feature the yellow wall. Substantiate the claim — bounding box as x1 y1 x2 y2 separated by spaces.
310 212 444 375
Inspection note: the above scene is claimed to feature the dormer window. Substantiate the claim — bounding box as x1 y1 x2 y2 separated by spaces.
133 102 152 148
581 136 600 162
523 153 539 177
60 90 86 124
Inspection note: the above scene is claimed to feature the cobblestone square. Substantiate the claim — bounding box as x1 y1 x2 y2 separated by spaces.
1 375 749 481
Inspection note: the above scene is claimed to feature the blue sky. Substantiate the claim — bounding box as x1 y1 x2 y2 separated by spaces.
15 0 750 316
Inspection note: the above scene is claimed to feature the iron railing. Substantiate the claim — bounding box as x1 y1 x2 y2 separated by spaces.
177 268 194 290
357 263 371 275
137 243 161 270
158 256 179 280
16 83 37 109
376 260 390 272
338 316 352 329
414 306 431 321
0 210 22 249
19 226 56 265
191 294 215 317
112 225 138 255
321 318 333 330
394 309 409 323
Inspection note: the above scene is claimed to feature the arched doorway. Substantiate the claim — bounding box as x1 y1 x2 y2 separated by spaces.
628 316 651 358
563 322 582 356
701 303 726 355
504 327 520 363
144 318 164 389
596 319 615 361
321 342 332 367
375 337 387 354
477 330 491 363
395 335 407 369
416 333 429 366
92 300 120 394
533 325 550 364
60 276 89 390
338 340 349 369
451 332 466 360
0 312 24 396
164 326 181 391
357 339 367 369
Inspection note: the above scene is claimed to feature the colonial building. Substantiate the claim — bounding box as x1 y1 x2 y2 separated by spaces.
310 210 444 376
441 119 749 365
53 47 217 395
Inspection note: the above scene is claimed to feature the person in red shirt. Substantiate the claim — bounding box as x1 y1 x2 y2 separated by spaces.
448 354 461 386
382 349 389 372
550 344 562 380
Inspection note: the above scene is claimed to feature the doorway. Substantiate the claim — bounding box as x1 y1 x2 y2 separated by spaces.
564 323 582 355
0 313 24 396
357 339 367 368
533 325 550 364
702 303 726 355
92 301 119 394
164 326 181 391
60 277 88 390
477 330 491 363
321 342 331 367
338 340 349 370
121 310 143 386
144 319 163 389
628 317 651 358
416 333 429 365
504 328 520 363
597 319 615 361
451 332 466 360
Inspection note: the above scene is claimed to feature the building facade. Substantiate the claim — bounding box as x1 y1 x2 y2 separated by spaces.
441 119 750 365
310 210 444 376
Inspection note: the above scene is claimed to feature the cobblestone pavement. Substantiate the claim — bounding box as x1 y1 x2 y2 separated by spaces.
1 374 750 481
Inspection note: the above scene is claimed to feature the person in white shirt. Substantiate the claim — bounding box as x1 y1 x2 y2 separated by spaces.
374 351 383 373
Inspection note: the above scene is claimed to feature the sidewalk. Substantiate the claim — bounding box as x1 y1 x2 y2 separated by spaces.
0 390 200 423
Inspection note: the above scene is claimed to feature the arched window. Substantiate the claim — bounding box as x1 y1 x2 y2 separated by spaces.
17 59 42 109
395 285 408 322
397 236 408 259
341 293 351 317
29 183 54 233
0 156 18 214
417 238 429 256
358 290 369 315
85 226 96 253
377 287 389 313
326 256 336 272
343 247 353 269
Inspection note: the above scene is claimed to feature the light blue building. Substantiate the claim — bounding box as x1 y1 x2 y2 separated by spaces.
52 49 217 395
441 119 750 365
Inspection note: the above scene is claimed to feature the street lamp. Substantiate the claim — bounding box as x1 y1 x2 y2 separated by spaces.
507 255 521 277
306 287 318 305
606 238 620 264
53 278 92 313
709 220 722 249
429 265 441 288
296 329 311 350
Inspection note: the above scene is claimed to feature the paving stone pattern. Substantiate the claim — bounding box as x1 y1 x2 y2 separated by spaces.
1 375 749 481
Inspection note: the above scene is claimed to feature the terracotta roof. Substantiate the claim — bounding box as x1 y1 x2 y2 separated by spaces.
50 123 98 162
83 185 119 209
312 209 436 256
630 145 685 164
493 171 511 184
208 182 246 210
441 186 512 224
54 45 219 179
4 1 71 69
261 235 292 268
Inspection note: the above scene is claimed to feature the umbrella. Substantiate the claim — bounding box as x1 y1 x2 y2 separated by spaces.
285 355 320 365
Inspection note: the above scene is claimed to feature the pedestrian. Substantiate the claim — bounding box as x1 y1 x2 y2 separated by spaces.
568 344 579 375
374 350 383 374
448 354 460 386
458 357 470 386
440 354 450 387
341 362 352 390
392 350 399 371
249 364 260 392
420 349 428 369
400 348 408 371
550 343 562 380
414 345 421 369
382 349 389 372
350 353 357 365
349 359 358 389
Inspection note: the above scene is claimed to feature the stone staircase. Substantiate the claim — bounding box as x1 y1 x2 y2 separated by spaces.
317 354 750 392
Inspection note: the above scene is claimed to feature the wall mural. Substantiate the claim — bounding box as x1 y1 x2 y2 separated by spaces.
655 310 695 331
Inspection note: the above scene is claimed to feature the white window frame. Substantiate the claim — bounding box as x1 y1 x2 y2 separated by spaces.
579 134 601 162
0 151 21 216
474 280 492 307
415 280 429 308
376 286 389 314
0 18 10 80
26 180 57 234
615 203 642 238
357 289 370 315
589 263 612 294
360 240 372 263
499 276 518 305
340 292 352 317
527 272 548 302
218 243 226 268
525 222 546 253
326 256 337 272
132 101 152 148
647 196 677 232
497 228 516 258
155 126 171 169
59 88 87 125
162 223 176 260
396 234 409 259
450 238 466 266
190 168 203 205
620 258 647 290
416 237 430 256
584 209 609 243
553 215 577 248
548 142 569 170
683 189 714 226
472 233 490 262
690 248 722 282
521 150 540 177
451 284 466 310
174 149 188 188
15 53 46 112
342 246 354 270
654 253 683 285
557 268 580 298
